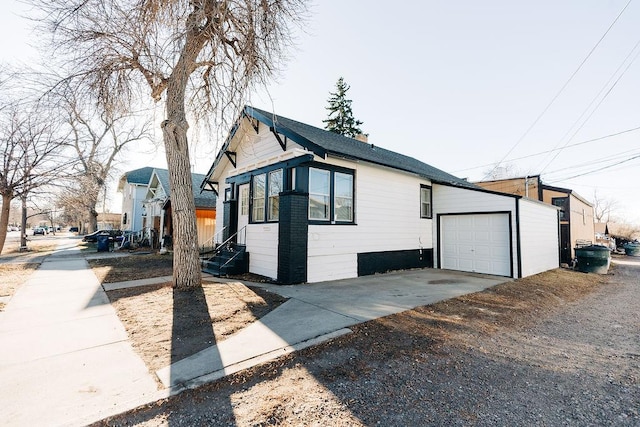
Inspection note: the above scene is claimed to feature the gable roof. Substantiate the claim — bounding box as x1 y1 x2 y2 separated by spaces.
152 168 217 209
117 167 155 191
204 106 477 190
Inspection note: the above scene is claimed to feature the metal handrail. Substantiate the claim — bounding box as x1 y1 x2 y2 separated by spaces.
206 226 246 261
201 226 227 253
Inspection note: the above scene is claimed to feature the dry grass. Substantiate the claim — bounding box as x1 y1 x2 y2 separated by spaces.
88 253 173 283
0 263 39 311
106 281 287 377
2 238 59 254
87 253 287 382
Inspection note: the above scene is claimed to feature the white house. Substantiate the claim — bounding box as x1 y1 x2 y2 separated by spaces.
117 167 155 232
201 107 559 284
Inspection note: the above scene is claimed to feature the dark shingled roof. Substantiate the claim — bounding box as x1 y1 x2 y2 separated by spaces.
154 169 217 208
245 107 477 189
124 167 155 185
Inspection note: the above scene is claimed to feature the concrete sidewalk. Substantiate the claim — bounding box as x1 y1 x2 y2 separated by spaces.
0 244 159 427
156 269 507 390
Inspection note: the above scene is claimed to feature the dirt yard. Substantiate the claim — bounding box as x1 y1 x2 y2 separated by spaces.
87 255 287 378
0 263 39 311
92 258 640 426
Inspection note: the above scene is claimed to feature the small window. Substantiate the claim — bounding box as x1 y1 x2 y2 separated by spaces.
552 197 568 221
240 186 249 216
268 169 283 221
420 186 432 218
309 168 331 220
252 174 266 222
334 172 353 222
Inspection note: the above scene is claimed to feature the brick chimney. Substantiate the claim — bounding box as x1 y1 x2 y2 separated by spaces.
355 134 368 143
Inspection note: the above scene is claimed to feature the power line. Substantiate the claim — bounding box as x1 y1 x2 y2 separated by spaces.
483 0 634 180
453 125 640 173
545 154 640 182
544 147 640 176
538 37 640 173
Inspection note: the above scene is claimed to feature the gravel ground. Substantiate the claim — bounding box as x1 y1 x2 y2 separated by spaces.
96 259 640 426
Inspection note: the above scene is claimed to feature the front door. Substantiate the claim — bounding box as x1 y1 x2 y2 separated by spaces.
237 184 249 244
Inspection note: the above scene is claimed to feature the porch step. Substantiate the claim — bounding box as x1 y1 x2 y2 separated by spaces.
201 245 249 277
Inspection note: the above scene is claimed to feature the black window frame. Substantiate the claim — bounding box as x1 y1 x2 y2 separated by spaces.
420 185 433 219
249 168 284 224
551 197 568 221
307 165 356 225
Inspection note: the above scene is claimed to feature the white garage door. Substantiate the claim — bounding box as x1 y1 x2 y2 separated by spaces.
440 213 512 277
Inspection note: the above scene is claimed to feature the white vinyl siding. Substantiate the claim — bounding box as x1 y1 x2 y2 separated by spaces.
307 159 433 283
235 126 301 169
246 223 279 279
519 199 560 276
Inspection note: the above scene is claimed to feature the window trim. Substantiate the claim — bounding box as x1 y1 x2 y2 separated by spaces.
309 168 331 221
251 173 266 223
250 169 284 224
308 165 356 225
551 197 568 221
420 185 432 219
267 169 283 221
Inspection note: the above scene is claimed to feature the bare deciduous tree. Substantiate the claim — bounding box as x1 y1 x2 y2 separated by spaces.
53 84 152 233
0 102 71 253
32 0 308 289
592 190 617 223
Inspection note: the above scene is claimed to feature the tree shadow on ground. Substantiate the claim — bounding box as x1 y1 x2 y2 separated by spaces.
167 286 236 426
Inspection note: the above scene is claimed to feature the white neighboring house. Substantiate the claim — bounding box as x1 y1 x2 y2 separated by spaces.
117 167 155 232
201 106 560 284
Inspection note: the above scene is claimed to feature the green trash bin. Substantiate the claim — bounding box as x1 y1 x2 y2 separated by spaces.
623 242 640 257
575 245 610 274
97 234 110 252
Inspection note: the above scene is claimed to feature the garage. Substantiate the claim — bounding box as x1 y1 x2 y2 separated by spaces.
439 213 512 277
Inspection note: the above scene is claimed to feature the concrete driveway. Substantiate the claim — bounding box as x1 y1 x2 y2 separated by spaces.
157 268 509 390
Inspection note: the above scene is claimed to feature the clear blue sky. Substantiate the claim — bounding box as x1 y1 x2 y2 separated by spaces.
2 1 639 224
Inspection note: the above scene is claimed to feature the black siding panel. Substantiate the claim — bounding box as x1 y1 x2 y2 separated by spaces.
357 249 434 277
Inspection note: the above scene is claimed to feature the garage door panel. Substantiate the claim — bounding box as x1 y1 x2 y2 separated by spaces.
440 213 511 277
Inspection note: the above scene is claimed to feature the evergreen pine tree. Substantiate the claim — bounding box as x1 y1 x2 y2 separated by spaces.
323 77 365 138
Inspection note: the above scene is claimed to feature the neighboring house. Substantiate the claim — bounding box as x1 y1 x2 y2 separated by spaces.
594 222 616 250
96 213 122 231
144 168 217 248
200 106 559 284
475 176 595 264
117 167 155 232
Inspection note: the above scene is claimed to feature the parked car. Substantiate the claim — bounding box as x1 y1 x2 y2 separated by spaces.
33 227 46 236
82 229 123 243
69 227 79 232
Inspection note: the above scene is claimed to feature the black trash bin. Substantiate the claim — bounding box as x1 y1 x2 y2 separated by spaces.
96 234 110 252
575 245 610 274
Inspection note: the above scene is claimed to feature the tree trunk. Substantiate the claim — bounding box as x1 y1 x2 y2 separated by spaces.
0 193 11 254
163 70 202 290
89 207 98 232
20 195 27 251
